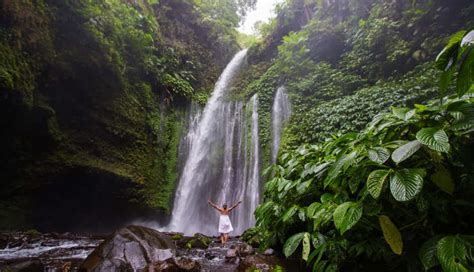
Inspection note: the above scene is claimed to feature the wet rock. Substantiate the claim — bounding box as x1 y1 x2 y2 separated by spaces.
0 234 8 249
184 233 212 249
4 259 44 272
263 248 275 256
225 249 239 264
80 225 176 271
225 248 238 258
174 257 201 271
237 254 285 272
145 257 200 272
233 242 255 257
145 259 179 272
204 252 216 260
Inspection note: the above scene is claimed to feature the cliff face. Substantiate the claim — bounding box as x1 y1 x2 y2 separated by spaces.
0 0 238 232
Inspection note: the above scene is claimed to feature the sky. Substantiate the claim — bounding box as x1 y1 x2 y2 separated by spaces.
238 0 284 35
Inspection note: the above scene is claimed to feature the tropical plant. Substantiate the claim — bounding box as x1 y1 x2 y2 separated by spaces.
254 30 474 271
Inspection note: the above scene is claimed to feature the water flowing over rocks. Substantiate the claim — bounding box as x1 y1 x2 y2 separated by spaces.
0 226 299 271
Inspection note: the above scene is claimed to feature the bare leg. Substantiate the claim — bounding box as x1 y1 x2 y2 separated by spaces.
220 234 224 244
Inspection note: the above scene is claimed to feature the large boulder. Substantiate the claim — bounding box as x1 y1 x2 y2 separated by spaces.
80 225 176 271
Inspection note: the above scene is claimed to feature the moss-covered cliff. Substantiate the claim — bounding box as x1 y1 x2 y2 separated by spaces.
0 0 239 231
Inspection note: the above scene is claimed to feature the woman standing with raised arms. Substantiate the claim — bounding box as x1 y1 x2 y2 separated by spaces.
208 200 242 244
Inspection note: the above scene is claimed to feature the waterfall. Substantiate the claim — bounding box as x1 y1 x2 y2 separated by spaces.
271 86 292 163
166 49 261 235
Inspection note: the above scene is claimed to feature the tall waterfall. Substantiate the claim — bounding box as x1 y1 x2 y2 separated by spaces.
166 49 261 235
271 86 292 163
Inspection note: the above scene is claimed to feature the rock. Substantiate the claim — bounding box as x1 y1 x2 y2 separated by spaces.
174 257 201 271
144 259 178 272
184 233 212 249
225 249 239 264
145 257 200 272
80 225 176 271
0 234 8 249
263 248 275 256
237 254 285 272
233 242 255 257
4 259 44 272
226 248 238 258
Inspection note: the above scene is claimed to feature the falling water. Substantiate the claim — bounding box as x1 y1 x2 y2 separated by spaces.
166 49 261 235
271 86 292 163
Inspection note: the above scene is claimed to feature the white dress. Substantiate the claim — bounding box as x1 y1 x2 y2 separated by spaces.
218 214 234 233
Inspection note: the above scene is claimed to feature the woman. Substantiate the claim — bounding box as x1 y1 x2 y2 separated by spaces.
208 199 242 244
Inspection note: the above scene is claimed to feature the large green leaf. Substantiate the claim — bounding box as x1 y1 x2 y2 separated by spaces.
379 215 403 255
391 140 422 164
456 46 474 96
461 30 474 47
436 30 466 70
302 232 311 261
283 232 305 257
333 202 363 234
416 128 450 153
368 147 390 164
367 169 390 199
392 107 416 121
436 235 469 272
419 236 442 270
431 167 455 195
389 169 425 201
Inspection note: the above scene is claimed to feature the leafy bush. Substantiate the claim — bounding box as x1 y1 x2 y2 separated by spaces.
255 30 474 271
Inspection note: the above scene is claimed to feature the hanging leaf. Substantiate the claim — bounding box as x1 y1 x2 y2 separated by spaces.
379 215 403 255
431 167 455 195
333 202 363 234
419 236 442 270
435 30 466 70
391 140 422 164
436 235 469 272
455 46 474 96
302 232 311 261
283 232 305 257
416 128 450 153
367 169 390 199
368 147 390 164
390 169 425 201
461 30 474 47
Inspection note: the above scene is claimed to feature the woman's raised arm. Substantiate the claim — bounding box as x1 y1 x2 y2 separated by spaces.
208 200 222 211
228 200 242 211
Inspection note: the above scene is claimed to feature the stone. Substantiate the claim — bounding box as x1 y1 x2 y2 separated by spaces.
145 257 200 272
263 248 275 256
80 225 176 271
174 257 201 271
237 254 285 272
184 233 212 249
233 242 255 257
4 259 44 272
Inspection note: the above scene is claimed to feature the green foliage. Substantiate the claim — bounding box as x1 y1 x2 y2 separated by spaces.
436 30 474 97
254 33 474 270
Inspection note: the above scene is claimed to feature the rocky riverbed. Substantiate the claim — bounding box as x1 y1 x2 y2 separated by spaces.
0 226 299 271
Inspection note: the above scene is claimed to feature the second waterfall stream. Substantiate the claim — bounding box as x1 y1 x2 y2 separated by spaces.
166 49 261 235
